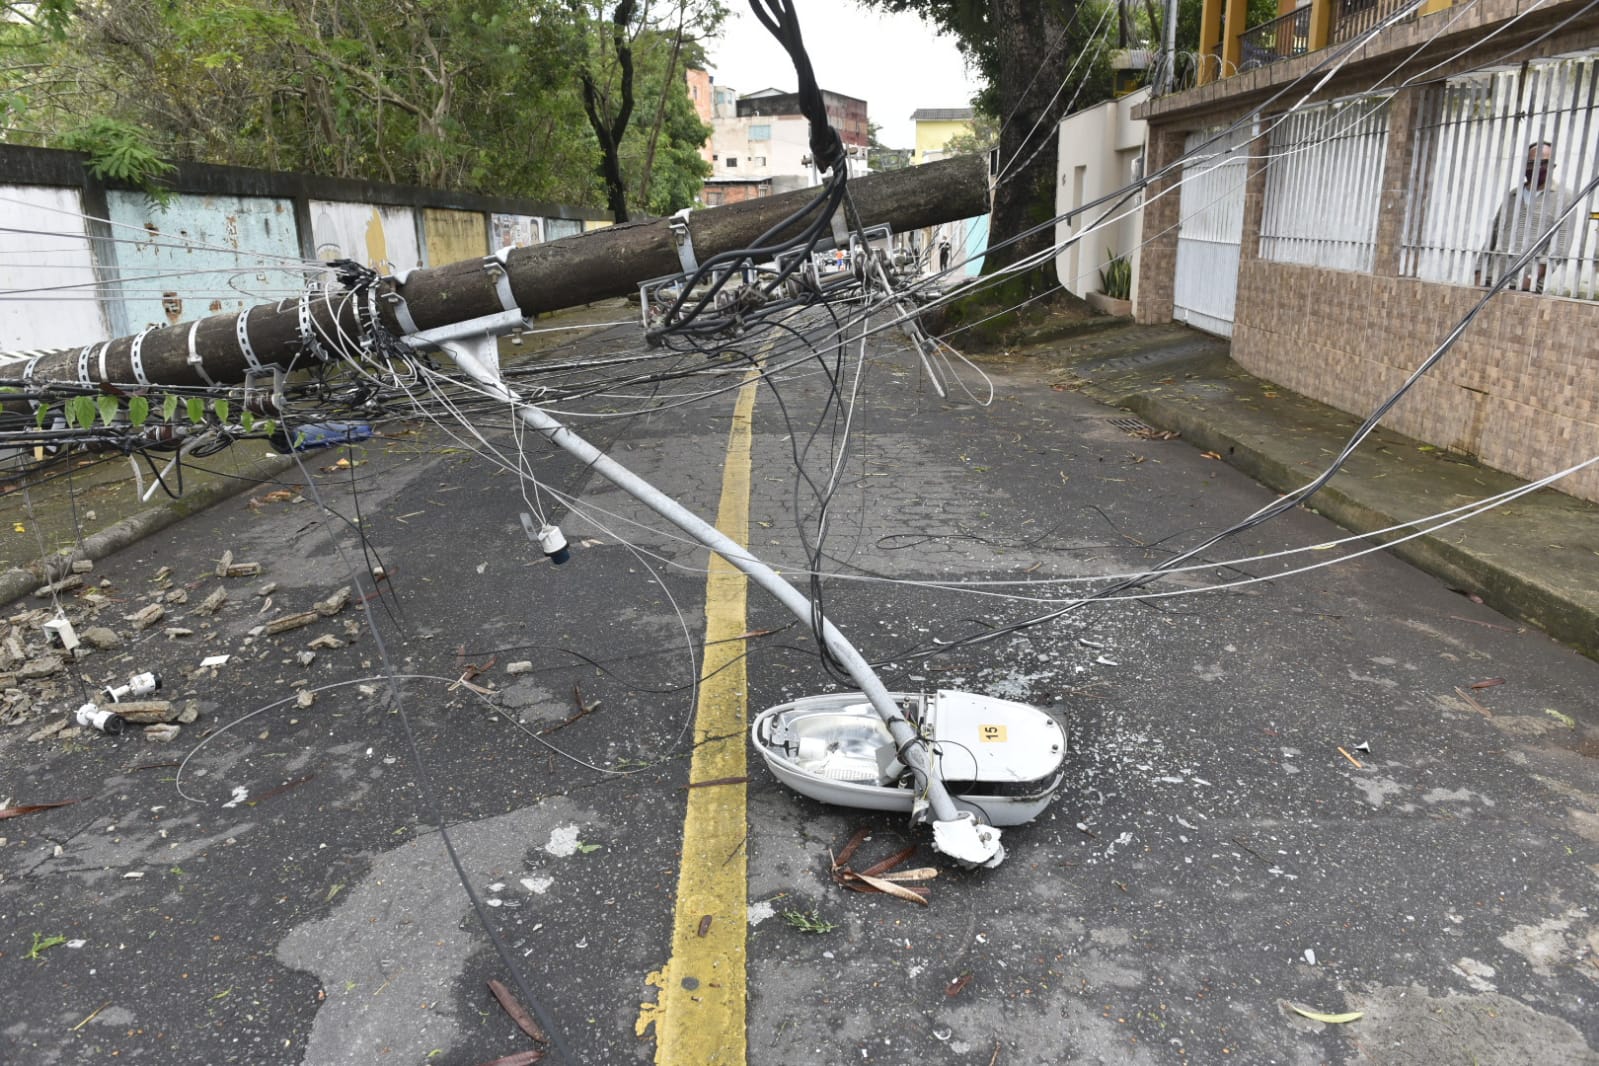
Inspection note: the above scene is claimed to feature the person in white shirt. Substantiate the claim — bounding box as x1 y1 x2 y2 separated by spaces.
1475 141 1577 293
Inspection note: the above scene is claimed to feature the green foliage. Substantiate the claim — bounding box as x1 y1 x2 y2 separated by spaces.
162 394 179 423
66 395 95 430
3 0 721 211
127 395 150 427
58 118 174 204
185 397 204 424
1099 249 1132 299
780 909 836 934
213 398 230 424
95 393 118 426
25 932 67 961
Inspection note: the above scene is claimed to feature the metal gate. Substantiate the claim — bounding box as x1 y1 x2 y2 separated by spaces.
1172 124 1252 337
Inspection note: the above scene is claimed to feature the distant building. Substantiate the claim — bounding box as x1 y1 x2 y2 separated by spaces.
701 83 871 201
685 68 714 164
910 107 985 277
910 107 975 164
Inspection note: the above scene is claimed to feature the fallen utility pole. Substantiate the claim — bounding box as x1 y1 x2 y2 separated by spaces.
11 154 989 389
13 153 1009 866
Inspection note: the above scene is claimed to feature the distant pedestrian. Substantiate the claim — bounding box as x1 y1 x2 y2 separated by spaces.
937 233 952 273
1475 141 1577 293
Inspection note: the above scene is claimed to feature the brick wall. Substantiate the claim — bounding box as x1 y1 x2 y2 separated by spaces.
1231 262 1599 502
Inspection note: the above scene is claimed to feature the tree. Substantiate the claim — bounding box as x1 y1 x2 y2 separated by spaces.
858 0 1112 285
1 0 717 213
568 0 723 222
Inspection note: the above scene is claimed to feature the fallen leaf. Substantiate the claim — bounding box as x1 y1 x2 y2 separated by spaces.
1287 1004 1363 1024
946 974 973 997
850 871 930 906
1545 708 1577 728
486 977 548 1044
0 799 78 820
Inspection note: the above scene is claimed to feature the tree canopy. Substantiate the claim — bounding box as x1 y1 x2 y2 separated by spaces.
0 0 720 216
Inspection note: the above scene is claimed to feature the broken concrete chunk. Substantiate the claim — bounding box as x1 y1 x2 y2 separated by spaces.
306 634 342 651
165 588 189 605
153 565 173 583
215 550 234 576
70 559 94 575
195 588 227 616
143 723 180 742
297 651 317 667
342 619 360 638
296 690 315 709
115 700 176 724
19 655 63 680
257 583 278 597
266 611 319 636
28 717 67 742
175 702 200 725
81 627 121 650
315 587 352 617
34 575 84 599
164 627 195 639
129 604 165 630
223 563 261 578
506 661 534 675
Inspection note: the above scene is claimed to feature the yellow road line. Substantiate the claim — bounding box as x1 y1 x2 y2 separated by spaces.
636 355 765 1064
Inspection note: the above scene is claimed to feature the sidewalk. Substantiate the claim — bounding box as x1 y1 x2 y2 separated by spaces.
1014 318 1599 661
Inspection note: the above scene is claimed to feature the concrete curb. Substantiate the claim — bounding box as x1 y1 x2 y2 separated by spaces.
0 450 299 608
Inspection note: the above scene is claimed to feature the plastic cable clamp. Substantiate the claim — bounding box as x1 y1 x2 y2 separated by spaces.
186 320 215 385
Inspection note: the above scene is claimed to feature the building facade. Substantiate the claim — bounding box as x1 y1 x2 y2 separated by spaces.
1134 0 1599 503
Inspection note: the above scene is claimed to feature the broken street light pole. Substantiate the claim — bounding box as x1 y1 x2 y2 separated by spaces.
12 154 990 388
13 152 1009 867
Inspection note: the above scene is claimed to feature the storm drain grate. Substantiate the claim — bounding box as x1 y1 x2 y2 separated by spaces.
1107 416 1154 434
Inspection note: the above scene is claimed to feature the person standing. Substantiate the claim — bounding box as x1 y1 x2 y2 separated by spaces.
1475 141 1577 293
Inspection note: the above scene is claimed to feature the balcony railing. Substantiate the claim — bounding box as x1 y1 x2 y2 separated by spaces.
1334 0 1416 43
1238 6 1314 70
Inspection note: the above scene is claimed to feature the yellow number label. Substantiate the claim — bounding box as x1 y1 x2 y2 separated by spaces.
978 724 1007 743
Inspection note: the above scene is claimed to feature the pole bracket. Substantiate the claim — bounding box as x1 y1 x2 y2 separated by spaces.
482 248 519 314
669 209 698 274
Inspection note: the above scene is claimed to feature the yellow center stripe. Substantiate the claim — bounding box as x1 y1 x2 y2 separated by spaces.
636 355 765 1064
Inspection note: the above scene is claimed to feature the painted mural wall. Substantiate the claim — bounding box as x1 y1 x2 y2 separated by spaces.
310 200 421 273
106 190 304 333
421 207 486 266
0 184 108 351
490 213 543 250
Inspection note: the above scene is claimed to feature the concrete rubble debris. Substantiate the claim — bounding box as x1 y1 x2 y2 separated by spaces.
28 718 67 742
215 550 233 576
129 604 165 630
34 575 84 599
257 583 277 596
196 588 227 615
144 723 180 742
166 588 188 604
152 565 173 583
222 563 262 578
306 634 342 651
19 655 63 680
70 560 94 575
113 700 177 724
506 661 534 675
164 628 195 639
176 702 200 725
315 587 351 617
81 627 122 650
266 611 319 635
297 651 317 667
296 690 315 709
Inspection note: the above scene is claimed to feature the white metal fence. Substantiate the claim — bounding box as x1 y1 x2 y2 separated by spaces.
1259 95 1391 272
1401 52 1599 298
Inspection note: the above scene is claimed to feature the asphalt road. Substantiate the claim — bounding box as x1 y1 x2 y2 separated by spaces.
2 309 1597 1066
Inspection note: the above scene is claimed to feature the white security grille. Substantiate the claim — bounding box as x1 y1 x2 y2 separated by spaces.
1172 123 1253 336
1259 96 1391 272
1401 52 1599 298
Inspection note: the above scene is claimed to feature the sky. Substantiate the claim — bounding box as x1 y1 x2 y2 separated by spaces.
701 3 983 149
